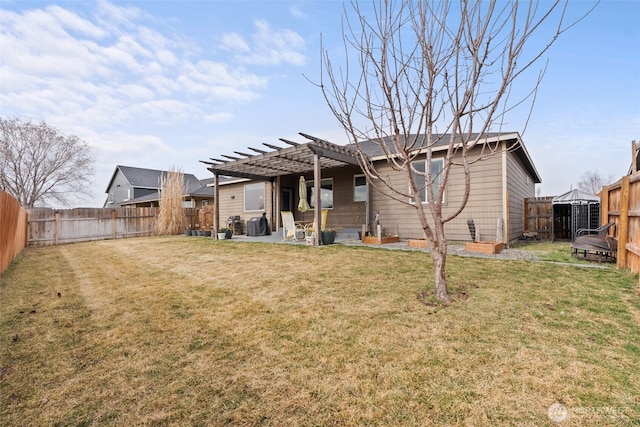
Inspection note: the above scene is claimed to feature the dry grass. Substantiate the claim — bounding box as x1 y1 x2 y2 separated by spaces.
154 169 188 235
1 237 639 426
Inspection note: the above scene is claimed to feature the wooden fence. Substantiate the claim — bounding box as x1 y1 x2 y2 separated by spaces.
27 207 199 246
1 190 28 274
601 174 640 273
523 196 553 240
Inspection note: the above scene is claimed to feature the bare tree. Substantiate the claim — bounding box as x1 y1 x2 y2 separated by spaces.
319 0 593 304
0 117 94 208
576 170 613 195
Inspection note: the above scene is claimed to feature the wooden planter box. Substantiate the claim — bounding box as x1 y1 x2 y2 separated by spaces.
407 238 438 249
362 235 400 245
464 241 503 254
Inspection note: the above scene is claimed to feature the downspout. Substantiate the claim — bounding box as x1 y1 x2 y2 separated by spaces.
365 177 370 235
501 142 508 245
274 176 281 232
213 172 219 233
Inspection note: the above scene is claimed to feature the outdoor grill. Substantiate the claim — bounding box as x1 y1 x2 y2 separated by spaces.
247 214 270 237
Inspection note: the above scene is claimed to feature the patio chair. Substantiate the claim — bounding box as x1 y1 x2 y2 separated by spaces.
576 222 615 238
281 211 304 241
304 209 328 238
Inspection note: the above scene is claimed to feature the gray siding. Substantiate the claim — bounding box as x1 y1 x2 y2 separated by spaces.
217 180 273 230
506 150 536 242
369 146 505 242
106 170 132 206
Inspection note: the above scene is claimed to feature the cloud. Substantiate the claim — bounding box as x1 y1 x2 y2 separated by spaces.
289 5 307 19
0 1 271 130
204 112 234 124
221 19 307 66
0 1 315 206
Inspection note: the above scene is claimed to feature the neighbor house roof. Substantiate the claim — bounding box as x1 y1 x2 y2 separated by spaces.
107 166 222 206
105 165 202 192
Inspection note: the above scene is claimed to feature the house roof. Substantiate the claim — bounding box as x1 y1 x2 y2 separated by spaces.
201 133 359 180
353 132 541 183
203 131 541 184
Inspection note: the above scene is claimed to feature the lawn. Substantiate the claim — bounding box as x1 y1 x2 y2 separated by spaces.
1 237 638 426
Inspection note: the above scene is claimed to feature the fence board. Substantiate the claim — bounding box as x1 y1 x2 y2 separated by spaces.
27 207 159 246
603 174 640 275
1 191 28 274
524 196 553 239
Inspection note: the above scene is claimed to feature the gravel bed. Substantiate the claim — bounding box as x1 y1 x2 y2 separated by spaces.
340 239 539 261
447 244 539 261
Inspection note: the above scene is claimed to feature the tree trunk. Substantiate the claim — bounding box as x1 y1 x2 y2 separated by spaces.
431 246 452 305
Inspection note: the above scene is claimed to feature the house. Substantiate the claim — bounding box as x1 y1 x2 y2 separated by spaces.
201 132 540 245
104 165 217 208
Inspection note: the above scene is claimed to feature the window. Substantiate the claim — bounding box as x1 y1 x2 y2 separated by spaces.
202 200 209 207
410 158 444 203
244 182 265 211
306 178 333 209
354 175 367 202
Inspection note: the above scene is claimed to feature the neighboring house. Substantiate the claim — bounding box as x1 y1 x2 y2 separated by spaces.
104 165 217 208
202 132 540 245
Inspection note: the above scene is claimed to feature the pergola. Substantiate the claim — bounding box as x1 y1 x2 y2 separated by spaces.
200 133 361 245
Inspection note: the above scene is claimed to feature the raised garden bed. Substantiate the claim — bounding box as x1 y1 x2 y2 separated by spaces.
464 241 503 254
407 238 436 249
362 235 400 245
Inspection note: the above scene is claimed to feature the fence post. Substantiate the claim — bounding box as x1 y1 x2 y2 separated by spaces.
600 185 609 227
54 211 60 246
112 209 117 239
616 176 630 269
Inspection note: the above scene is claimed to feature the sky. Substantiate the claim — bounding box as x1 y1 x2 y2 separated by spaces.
1 0 639 208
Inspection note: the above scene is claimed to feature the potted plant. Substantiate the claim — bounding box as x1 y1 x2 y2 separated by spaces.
321 229 336 245
217 228 227 240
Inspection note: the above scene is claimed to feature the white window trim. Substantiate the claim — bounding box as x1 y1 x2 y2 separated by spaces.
354 174 367 202
306 178 334 209
244 182 265 212
410 158 445 204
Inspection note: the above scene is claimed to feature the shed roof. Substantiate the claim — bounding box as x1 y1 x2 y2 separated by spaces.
552 189 600 204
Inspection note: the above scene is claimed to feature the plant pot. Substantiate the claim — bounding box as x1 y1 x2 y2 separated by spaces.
203 230 211 237
217 233 226 240
185 230 193 236
321 230 336 245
